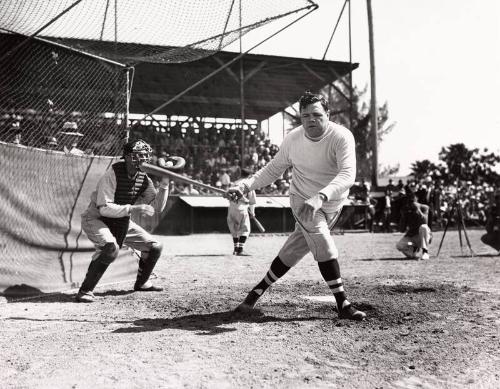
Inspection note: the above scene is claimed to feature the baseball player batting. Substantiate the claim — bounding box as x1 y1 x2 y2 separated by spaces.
226 91 366 321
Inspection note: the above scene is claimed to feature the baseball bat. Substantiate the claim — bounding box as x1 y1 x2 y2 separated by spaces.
250 214 266 233
141 163 226 195
144 162 267 231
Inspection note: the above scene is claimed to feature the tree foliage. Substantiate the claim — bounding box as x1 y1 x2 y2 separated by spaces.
410 143 500 185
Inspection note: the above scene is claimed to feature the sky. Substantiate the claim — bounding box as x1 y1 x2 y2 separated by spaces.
226 0 500 176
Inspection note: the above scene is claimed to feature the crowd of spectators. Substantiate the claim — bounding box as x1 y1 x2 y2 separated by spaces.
1 108 123 155
130 122 291 196
351 176 499 231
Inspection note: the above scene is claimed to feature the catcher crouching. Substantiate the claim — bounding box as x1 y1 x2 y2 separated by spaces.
76 139 170 303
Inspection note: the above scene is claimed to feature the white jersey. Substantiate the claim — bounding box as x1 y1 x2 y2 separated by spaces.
244 122 356 212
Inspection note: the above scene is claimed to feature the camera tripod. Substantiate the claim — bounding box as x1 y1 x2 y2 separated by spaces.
436 197 474 257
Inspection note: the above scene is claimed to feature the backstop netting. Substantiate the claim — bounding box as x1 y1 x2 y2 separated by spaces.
0 0 316 296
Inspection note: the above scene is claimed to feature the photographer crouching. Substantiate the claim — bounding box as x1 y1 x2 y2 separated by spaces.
396 188 432 260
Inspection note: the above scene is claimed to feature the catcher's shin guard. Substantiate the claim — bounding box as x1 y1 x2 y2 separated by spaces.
79 243 119 292
134 242 163 290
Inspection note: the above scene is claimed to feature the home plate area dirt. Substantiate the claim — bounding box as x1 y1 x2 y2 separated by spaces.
1 230 499 388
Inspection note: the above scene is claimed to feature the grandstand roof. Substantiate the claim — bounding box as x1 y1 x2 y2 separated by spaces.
131 51 358 121
1 33 357 122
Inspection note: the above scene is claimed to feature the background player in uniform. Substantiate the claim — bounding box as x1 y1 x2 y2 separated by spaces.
226 91 366 321
396 189 432 260
76 139 170 303
227 168 257 256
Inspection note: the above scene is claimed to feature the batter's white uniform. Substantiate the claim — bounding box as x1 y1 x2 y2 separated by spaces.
227 187 256 238
242 122 355 266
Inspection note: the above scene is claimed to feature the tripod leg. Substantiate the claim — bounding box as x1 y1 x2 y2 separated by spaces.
436 216 451 257
458 220 464 255
458 206 474 257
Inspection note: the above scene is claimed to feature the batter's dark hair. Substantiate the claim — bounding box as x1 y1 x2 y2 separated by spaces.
299 91 329 112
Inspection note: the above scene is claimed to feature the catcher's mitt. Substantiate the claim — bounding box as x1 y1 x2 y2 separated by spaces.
158 155 186 171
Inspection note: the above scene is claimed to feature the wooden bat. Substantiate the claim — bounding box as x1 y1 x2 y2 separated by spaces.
143 163 267 232
141 163 226 195
250 214 266 233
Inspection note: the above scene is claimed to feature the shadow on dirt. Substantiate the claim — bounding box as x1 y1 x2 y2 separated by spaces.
449 253 498 258
113 309 328 335
5 316 131 324
358 257 411 261
175 254 227 258
1 288 136 303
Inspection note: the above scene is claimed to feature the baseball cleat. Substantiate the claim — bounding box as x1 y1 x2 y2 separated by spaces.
234 290 260 312
420 252 430 260
338 304 366 321
236 251 251 256
234 302 257 313
134 281 163 292
75 290 95 303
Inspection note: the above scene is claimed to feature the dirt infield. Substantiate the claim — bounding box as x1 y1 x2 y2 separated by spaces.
1 229 499 388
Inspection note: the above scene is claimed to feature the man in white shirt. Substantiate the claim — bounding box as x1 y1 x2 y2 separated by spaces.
226 92 366 321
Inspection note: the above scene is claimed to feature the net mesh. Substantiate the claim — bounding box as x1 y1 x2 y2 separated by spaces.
0 0 315 295
1 0 315 64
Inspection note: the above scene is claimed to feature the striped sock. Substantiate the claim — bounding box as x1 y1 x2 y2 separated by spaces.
318 259 347 310
233 237 238 253
238 236 247 253
251 256 290 296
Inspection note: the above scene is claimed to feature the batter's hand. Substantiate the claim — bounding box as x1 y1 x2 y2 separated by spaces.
131 204 155 217
224 184 247 202
297 194 324 222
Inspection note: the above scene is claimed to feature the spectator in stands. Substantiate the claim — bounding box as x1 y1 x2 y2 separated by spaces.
382 179 396 232
428 179 443 228
397 179 404 192
219 168 231 190
357 178 376 232
385 179 396 196
396 189 432 260
68 141 85 156
180 184 200 195
9 122 23 145
46 136 58 150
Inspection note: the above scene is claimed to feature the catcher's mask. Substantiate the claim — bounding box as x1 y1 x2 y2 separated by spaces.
123 139 152 168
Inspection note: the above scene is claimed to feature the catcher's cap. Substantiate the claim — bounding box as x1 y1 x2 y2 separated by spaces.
123 139 152 157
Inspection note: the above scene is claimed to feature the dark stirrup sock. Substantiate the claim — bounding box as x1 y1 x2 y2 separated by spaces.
250 256 291 296
318 259 347 310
